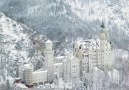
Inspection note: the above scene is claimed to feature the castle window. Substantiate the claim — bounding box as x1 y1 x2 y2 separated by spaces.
79 46 81 49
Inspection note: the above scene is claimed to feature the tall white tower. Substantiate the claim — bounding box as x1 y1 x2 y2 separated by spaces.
100 21 107 49
24 64 33 87
98 21 112 71
44 40 54 83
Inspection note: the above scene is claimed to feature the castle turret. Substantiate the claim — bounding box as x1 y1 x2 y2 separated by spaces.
98 21 112 71
100 21 107 48
45 40 53 50
44 39 54 83
24 64 33 87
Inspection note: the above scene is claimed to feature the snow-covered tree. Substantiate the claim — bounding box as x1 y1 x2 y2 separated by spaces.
6 79 10 90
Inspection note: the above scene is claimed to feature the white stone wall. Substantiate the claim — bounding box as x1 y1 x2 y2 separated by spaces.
98 40 112 71
54 63 63 77
32 70 47 84
70 56 80 81
62 60 67 81
81 49 97 73
44 40 54 83
24 65 33 86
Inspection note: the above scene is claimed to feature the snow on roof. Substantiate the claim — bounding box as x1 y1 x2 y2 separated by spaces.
76 39 99 50
93 67 99 71
55 56 65 60
45 39 52 44
24 64 32 69
84 39 100 49
34 68 43 72
54 63 62 66
76 38 111 50
33 70 47 74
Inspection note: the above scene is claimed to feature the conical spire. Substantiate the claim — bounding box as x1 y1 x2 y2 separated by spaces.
101 20 105 28
100 20 107 40
100 20 106 34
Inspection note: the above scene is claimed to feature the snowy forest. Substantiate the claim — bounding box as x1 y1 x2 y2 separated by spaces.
0 0 129 90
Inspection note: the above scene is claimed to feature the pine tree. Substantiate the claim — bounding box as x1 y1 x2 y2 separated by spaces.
6 79 10 90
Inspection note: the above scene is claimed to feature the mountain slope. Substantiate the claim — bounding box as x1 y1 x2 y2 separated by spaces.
0 13 34 62
1 0 128 50
0 13 38 82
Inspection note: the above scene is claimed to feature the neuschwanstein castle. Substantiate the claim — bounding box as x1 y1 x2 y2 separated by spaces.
13 23 120 90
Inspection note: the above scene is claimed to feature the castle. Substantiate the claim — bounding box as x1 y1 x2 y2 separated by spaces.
13 23 120 90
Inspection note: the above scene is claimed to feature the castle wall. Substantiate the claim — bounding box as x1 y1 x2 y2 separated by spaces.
32 70 47 85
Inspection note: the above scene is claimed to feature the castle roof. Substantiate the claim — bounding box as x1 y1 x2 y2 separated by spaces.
45 39 52 44
24 64 32 69
78 39 100 49
33 70 47 74
76 38 110 50
55 56 65 60
54 63 62 66
101 20 105 29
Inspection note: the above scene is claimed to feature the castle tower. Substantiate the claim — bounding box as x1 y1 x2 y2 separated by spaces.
44 40 54 83
100 21 107 49
73 40 80 58
24 64 33 87
98 21 112 71
73 38 84 60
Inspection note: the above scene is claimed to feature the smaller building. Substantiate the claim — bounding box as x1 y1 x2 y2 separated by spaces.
66 54 80 82
33 70 47 86
54 63 63 78
24 64 33 87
